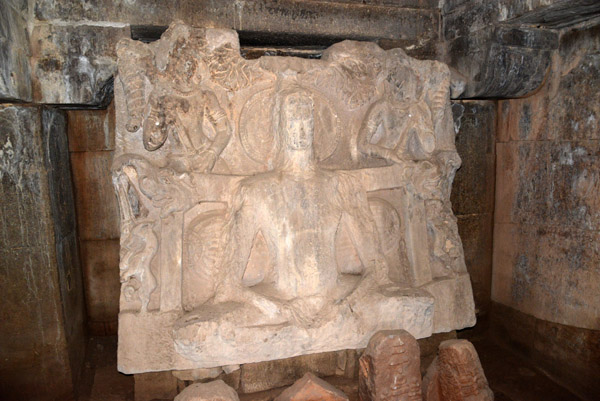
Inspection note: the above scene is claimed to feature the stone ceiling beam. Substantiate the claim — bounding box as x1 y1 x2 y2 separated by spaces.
444 0 600 99
29 0 440 106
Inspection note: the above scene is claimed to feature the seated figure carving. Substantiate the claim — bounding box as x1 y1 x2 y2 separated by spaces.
358 74 436 164
171 86 437 367
213 87 388 327
113 23 476 373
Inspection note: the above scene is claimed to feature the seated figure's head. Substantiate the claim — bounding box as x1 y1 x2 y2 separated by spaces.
277 88 315 151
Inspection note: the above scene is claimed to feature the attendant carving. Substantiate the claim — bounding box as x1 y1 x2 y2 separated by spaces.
142 40 231 173
358 70 436 164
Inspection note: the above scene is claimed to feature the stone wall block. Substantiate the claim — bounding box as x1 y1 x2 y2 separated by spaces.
70 151 120 240
35 0 440 22
490 302 600 401
0 1 32 101
43 108 77 238
443 1 497 41
492 223 600 330
0 106 46 248
555 52 600 141
30 24 129 105
532 316 600 400
547 140 600 230
31 2 441 106
134 371 179 401
496 139 600 230
33 0 438 44
492 24 600 338
497 94 552 143
494 142 517 225
456 213 493 315
494 141 553 226
81 239 120 333
67 103 119 335
67 102 116 152
443 0 589 38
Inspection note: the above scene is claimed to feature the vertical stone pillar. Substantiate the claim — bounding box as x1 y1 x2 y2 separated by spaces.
0 105 85 400
68 103 121 334
450 100 496 316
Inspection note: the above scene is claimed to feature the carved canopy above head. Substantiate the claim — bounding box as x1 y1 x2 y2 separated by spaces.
113 21 475 374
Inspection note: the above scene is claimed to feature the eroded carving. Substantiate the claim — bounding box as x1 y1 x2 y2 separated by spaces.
422 340 494 401
359 330 423 401
214 88 386 327
113 21 475 374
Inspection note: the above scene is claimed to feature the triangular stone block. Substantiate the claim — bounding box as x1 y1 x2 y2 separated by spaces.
274 372 349 401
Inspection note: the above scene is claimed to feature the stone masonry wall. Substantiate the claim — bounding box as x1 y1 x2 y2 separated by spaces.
491 22 600 400
492 23 600 330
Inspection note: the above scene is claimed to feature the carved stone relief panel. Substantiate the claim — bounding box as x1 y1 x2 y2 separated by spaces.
113 21 475 374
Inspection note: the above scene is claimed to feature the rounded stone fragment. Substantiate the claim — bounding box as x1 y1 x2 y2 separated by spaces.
359 329 422 401
174 380 240 401
422 339 493 401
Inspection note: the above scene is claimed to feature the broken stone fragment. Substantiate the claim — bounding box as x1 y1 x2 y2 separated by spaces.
422 339 493 401
174 380 240 401
172 367 224 382
274 372 349 401
421 357 441 401
358 330 422 401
